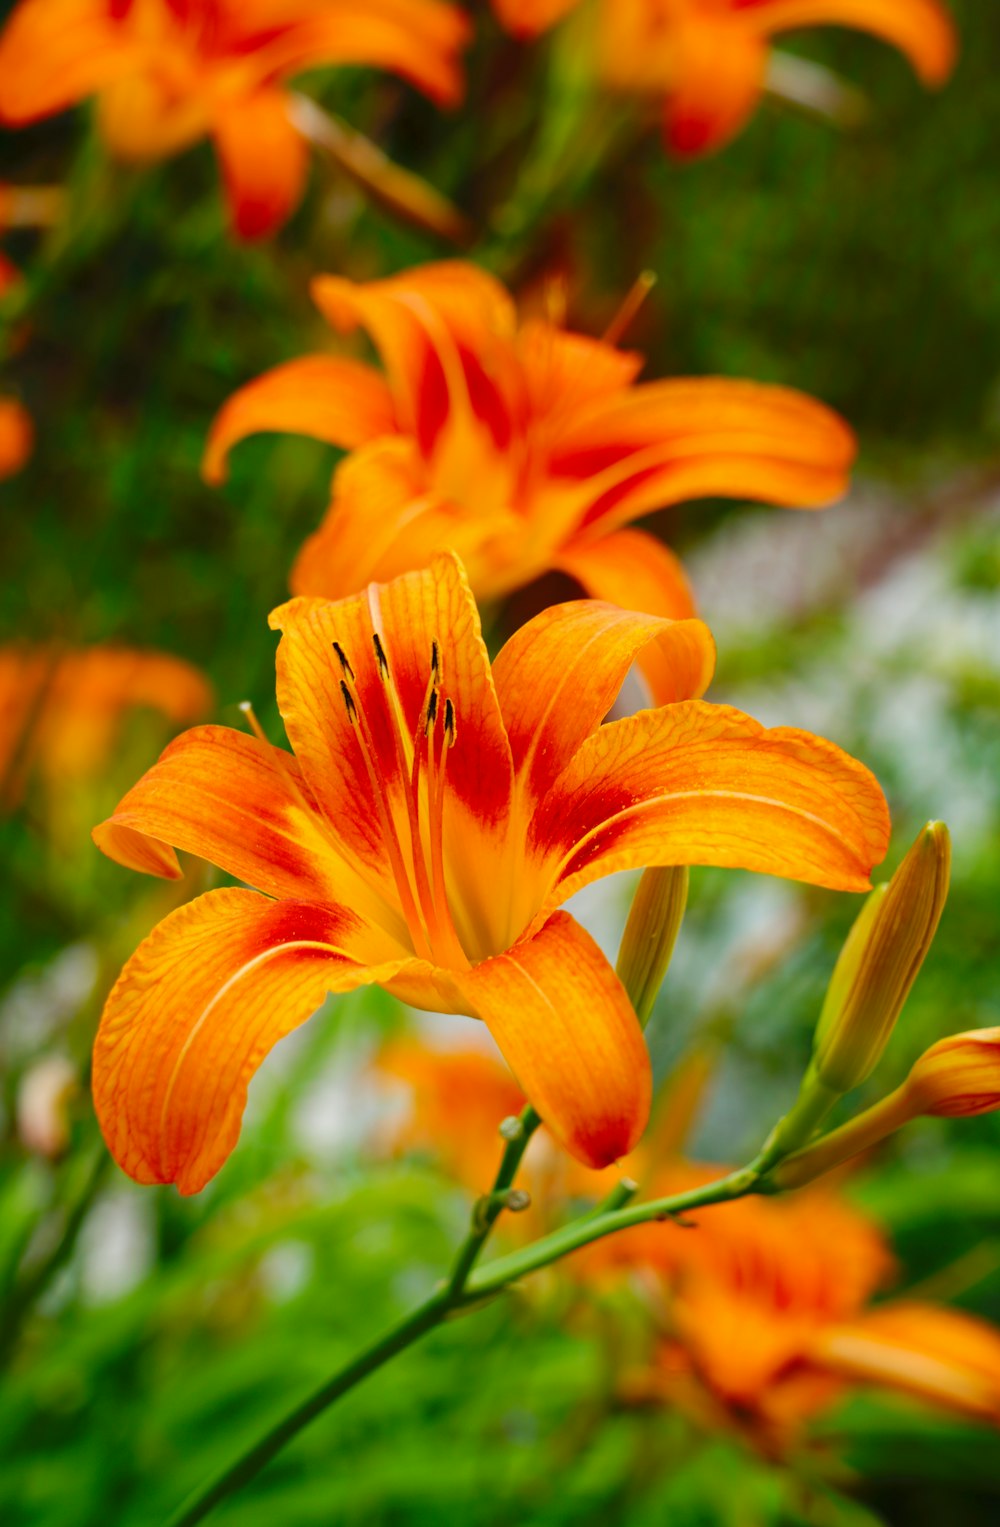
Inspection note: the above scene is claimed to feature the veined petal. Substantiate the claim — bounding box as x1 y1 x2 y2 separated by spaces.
549 379 856 536
203 356 396 485
269 553 514 946
753 0 956 86
530 701 890 911
212 88 309 240
311 263 518 451
93 724 393 927
0 0 137 124
93 888 412 1194
516 320 643 419
815 1303 1000 1424
556 529 700 706
493 599 715 812
453 912 651 1169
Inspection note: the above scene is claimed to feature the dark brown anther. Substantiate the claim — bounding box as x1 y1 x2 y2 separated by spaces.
424 688 439 735
430 640 440 680
443 697 456 745
372 633 389 679
339 679 357 722
332 641 354 679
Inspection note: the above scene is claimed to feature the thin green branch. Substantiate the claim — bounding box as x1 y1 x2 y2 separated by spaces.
445 1103 540 1298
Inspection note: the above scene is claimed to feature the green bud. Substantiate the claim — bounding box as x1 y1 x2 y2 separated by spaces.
616 866 689 1027
812 822 951 1094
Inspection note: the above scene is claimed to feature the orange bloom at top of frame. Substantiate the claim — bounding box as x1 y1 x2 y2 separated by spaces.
492 0 957 157
0 0 469 239
0 642 212 811
91 553 889 1193
0 397 33 480
205 261 856 701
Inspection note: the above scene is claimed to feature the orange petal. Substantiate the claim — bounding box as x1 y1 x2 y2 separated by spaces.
490 0 582 39
93 888 411 1193
550 378 856 537
0 0 136 124
269 553 514 921
816 1301 1000 1424
556 528 700 705
663 13 769 157
531 700 890 904
253 0 471 107
203 355 396 485
754 0 956 86
493 599 715 813
311 262 517 448
0 396 32 479
517 319 643 417
290 437 483 599
455 912 651 1169
212 88 308 241
93 724 391 924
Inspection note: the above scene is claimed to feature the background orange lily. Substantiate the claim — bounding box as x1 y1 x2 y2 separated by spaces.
91 552 888 1193
0 0 469 239
205 260 856 702
491 0 956 156
0 396 32 481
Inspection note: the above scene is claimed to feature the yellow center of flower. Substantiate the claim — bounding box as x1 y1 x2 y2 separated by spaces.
333 634 471 971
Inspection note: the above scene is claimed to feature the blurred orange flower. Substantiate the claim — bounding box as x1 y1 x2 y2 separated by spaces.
0 643 212 810
205 261 855 700
607 1165 1000 1446
492 0 956 156
0 0 469 239
91 552 888 1192
0 397 32 479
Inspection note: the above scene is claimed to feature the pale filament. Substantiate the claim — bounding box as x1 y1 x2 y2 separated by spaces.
336 636 469 970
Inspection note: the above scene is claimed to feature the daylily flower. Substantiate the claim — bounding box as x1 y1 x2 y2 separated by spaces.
205 261 856 702
491 0 957 156
92 553 889 1193
0 397 32 480
0 0 469 239
0 643 212 810
612 1164 1000 1445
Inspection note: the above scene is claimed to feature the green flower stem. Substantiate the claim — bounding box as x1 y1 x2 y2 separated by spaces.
163 1156 760 1526
164 1289 451 1527
445 1104 541 1298
459 1163 760 1303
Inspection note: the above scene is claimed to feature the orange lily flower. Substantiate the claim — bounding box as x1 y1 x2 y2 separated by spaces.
0 397 32 480
0 0 469 240
603 1165 1000 1443
0 643 212 810
205 261 856 701
92 553 888 1193
492 0 956 156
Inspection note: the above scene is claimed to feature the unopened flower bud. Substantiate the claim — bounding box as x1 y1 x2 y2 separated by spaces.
616 866 689 1027
812 823 950 1094
904 1029 1000 1118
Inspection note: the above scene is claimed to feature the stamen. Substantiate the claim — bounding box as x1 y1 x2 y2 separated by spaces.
372 633 389 679
332 640 354 680
339 679 358 723
430 640 440 681
443 697 456 747
602 270 657 347
425 688 439 734
238 701 270 745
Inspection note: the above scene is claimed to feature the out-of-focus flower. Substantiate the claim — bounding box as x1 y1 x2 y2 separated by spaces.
0 397 32 479
205 261 855 700
16 1054 79 1157
492 0 956 156
611 1164 1000 1447
0 644 213 811
91 552 888 1193
0 0 469 240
